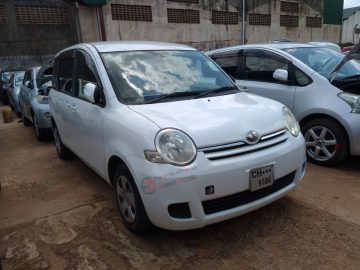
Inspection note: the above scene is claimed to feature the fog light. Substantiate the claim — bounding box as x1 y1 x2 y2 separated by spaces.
44 112 51 118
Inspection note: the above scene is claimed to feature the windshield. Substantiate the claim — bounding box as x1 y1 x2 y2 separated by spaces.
101 50 234 104
15 73 25 86
1 72 13 82
283 47 360 79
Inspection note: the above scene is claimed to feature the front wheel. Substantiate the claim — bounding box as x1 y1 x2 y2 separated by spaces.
53 125 72 160
33 116 48 141
302 118 349 166
114 164 153 234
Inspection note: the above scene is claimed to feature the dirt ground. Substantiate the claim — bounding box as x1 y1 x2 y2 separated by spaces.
0 106 360 270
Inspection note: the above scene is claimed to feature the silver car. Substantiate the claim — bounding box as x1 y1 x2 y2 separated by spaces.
7 71 25 116
19 64 53 141
207 43 360 166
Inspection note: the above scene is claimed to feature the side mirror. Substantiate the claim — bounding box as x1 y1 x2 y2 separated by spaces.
273 69 288 83
83 82 98 104
25 81 33 89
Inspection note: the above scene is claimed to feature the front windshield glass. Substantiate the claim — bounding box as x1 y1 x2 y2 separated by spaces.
283 47 360 79
1 72 13 82
15 73 25 86
101 50 234 104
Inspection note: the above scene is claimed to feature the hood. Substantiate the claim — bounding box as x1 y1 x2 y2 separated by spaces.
330 42 360 82
129 93 287 148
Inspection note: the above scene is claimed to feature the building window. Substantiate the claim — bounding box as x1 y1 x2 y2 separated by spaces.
167 0 199 3
111 4 152 22
167 8 200 24
249 14 271 26
280 15 299 27
306 16 322 28
212 10 238 25
280 1 299 13
15 5 69 25
0 6 5 24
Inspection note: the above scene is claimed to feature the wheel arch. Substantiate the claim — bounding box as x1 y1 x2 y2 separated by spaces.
107 155 127 186
299 113 350 148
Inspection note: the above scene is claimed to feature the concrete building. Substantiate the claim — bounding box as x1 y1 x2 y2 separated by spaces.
78 0 343 50
342 6 360 44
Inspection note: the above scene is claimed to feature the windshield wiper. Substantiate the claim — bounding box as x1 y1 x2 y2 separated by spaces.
193 86 239 99
147 91 200 104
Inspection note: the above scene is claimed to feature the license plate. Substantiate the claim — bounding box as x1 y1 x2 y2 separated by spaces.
249 165 274 191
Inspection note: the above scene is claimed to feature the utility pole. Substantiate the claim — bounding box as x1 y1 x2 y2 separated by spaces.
242 0 246 44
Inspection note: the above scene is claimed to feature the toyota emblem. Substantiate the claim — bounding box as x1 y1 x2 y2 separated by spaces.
245 131 260 144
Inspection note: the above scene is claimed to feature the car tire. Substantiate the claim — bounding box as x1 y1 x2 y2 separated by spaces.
302 118 349 166
53 125 72 160
114 164 153 234
33 115 48 141
21 110 32 126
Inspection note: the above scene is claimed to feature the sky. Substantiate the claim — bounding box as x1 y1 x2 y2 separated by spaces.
344 0 360 8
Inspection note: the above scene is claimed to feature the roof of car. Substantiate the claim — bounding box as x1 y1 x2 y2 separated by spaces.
207 42 318 54
89 41 196 53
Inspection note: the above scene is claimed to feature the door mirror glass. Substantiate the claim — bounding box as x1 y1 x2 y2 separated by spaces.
25 81 33 89
273 69 288 83
83 82 97 103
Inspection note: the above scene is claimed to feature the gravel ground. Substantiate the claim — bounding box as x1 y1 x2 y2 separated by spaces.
0 106 360 269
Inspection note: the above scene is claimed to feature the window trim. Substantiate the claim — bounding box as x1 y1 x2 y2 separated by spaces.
56 49 76 96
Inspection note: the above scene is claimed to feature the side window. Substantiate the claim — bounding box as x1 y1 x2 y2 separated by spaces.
58 58 75 94
75 51 99 100
213 56 239 79
294 67 312 86
244 51 288 83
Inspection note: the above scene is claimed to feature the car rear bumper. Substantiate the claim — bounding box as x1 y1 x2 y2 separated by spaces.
125 132 306 230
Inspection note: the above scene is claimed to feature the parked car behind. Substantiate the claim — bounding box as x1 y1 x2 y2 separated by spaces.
0 69 23 104
50 41 306 233
19 63 53 140
7 71 25 116
206 42 360 166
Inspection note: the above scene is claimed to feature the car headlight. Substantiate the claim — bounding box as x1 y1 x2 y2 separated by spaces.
36 95 49 104
145 128 197 166
338 92 360 113
283 107 300 137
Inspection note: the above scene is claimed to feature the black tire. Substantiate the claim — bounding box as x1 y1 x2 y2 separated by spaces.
53 125 72 160
33 115 48 141
114 164 153 234
21 111 32 126
302 118 349 166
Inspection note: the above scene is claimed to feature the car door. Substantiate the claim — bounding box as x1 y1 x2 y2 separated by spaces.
68 49 106 177
236 49 296 110
51 50 77 149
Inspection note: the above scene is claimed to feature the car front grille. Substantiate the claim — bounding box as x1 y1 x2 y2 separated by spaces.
198 129 288 161
202 171 296 215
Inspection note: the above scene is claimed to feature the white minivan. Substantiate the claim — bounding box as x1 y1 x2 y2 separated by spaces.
49 41 306 233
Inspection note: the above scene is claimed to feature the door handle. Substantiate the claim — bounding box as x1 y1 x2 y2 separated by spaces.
239 87 249 92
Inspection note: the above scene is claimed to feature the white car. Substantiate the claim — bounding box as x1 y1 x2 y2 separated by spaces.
49 41 306 233
207 43 360 166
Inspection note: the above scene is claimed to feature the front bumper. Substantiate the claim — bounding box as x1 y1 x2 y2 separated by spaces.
341 113 360 156
126 133 306 230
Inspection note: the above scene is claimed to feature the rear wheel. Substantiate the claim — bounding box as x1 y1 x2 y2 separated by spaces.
53 125 72 160
114 164 153 234
302 118 349 166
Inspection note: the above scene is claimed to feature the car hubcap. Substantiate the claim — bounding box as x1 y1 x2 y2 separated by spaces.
53 128 61 153
305 126 337 161
116 175 136 224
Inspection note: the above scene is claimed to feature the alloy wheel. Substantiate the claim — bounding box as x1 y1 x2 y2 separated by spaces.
116 175 136 224
305 126 337 162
